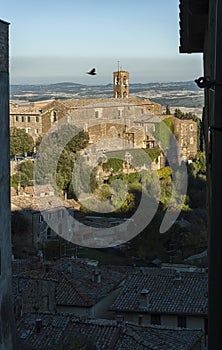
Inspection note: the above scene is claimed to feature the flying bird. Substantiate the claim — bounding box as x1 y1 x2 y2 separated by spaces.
87 68 96 75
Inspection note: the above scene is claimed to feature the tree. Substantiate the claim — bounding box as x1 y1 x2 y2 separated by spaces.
35 125 89 194
10 127 34 156
166 105 171 115
11 172 30 189
16 160 34 181
102 158 124 173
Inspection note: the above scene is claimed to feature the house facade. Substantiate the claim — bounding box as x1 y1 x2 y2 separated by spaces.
11 185 79 253
110 268 208 335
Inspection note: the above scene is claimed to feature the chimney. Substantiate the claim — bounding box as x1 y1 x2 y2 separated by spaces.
174 270 182 286
116 314 124 325
67 262 72 274
139 289 149 308
35 318 42 333
92 270 101 283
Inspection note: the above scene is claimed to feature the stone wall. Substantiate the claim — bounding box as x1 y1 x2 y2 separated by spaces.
170 116 198 160
0 19 15 350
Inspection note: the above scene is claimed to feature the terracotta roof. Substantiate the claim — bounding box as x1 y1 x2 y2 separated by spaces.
13 258 125 308
16 313 203 350
10 100 69 115
54 259 125 307
16 314 69 350
134 114 162 124
11 193 78 211
61 97 156 109
110 268 208 316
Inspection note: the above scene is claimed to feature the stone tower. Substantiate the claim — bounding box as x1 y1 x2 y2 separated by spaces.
0 19 15 349
113 70 129 98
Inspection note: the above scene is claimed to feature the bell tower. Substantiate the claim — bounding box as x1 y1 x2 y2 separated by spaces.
113 68 129 98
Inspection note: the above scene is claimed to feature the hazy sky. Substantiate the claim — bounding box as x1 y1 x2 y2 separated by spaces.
2 0 203 84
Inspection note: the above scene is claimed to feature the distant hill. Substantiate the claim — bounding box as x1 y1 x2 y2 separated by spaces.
10 81 204 108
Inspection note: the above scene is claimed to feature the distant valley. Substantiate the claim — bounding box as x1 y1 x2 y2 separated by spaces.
10 80 204 116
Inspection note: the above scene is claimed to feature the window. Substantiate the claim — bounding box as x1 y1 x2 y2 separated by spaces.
35 129 39 134
22 116 25 122
53 111 57 122
16 115 19 122
177 316 187 328
36 116 39 122
95 111 99 118
138 315 143 325
151 314 161 325
190 124 193 131
26 128 31 134
27 116 31 122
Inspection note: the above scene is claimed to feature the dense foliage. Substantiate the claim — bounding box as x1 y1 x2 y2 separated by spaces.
10 127 34 156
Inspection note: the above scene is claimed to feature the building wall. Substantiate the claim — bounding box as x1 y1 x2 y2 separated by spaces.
0 19 15 350
10 113 42 141
121 311 205 332
170 116 198 160
10 98 162 145
21 279 57 314
87 123 126 145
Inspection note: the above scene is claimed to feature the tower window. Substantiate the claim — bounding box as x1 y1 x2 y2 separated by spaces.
51 111 57 122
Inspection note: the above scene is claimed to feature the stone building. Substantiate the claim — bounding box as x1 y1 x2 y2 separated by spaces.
16 312 204 350
113 70 129 98
110 268 208 336
10 99 69 142
0 19 15 349
10 97 162 142
9 71 162 147
170 116 198 161
11 185 79 253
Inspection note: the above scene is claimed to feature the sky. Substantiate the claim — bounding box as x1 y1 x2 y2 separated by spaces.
1 0 203 85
